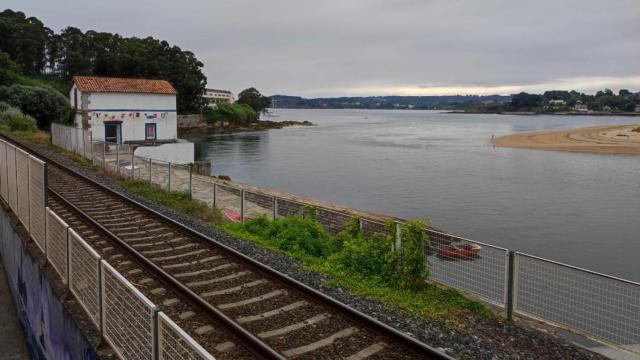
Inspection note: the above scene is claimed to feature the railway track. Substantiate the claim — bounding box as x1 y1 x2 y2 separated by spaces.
7 135 451 359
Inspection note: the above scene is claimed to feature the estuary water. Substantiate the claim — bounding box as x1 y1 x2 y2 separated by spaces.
183 109 640 281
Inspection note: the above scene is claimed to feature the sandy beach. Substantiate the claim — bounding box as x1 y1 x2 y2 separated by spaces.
492 124 640 155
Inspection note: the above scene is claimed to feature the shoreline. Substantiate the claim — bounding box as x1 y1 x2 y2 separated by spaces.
492 124 640 155
178 119 314 134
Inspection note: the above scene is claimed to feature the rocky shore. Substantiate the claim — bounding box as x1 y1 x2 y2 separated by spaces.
179 119 314 134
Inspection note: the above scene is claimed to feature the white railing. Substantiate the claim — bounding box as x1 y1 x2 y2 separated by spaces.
101 260 157 360
28 156 47 252
46 207 69 282
158 312 217 360
69 228 102 329
5 142 17 212
0 140 7 202
16 148 30 229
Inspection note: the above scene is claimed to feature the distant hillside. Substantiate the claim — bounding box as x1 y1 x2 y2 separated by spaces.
271 95 511 110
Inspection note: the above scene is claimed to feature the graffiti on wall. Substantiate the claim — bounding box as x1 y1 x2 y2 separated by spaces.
0 207 98 360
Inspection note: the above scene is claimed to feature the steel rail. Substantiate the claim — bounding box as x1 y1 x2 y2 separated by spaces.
1 132 453 359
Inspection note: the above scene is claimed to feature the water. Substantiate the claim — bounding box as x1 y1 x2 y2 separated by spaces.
183 109 640 282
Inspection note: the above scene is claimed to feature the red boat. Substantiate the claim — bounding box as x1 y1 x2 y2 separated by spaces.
437 243 481 257
223 209 241 223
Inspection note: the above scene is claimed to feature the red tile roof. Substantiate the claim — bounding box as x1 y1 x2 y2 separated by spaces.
72 76 177 94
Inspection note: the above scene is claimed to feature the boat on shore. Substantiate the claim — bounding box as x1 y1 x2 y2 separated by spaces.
437 243 481 258
223 208 241 222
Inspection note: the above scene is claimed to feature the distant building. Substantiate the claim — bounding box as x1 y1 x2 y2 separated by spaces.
572 100 588 112
636 104 640 113
548 99 566 106
203 88 234 106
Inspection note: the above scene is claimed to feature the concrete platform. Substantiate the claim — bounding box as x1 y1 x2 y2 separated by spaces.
0 259 29 360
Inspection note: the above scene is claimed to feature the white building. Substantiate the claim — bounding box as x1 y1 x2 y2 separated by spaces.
70 76 193 164
548 99 566 106
203 88 234 107
572 100 589 112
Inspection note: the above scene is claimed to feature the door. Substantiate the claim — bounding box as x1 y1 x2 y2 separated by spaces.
104 122 122 144
145 123 157 141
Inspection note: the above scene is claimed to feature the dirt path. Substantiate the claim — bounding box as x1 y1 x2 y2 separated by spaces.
492 124 640 155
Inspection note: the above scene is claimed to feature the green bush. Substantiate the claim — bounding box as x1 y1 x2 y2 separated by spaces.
0 104 37 132
0 84 70 129
202 103 259 124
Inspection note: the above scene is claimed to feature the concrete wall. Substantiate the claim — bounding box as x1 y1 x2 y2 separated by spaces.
70 86 177 143
134 141 195 164
177 114 204 128
0 205 100 360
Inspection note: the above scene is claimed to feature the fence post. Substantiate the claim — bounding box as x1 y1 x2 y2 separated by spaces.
167 162 171 191
130 152 135 179
115 145 119 176
102 142 106 170
240 189 245 223
188 164 193 198
90 132 94 164
272 196 277 219
506 250 516 322
212 183 217 208
395 222 402 251
148 158 152 184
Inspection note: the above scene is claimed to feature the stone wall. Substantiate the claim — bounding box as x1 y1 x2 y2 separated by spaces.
177 114 204 128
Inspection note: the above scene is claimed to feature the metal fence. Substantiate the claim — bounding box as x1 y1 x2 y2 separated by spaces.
51 123 92 158
157 312 217 360
15 148 29 232
0 141 7 202
46 207 69 283
47 125 640 354
5 142 17 212
69 228 102 329
515 253 640 354
101 260 157 360
28 156 47 252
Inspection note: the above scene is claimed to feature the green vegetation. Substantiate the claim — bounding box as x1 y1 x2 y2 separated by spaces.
237 87 272 114
633 127 640 133
202 103 259 124
116 179 224 225
0 84 70 129
226 214 491 320
1 9 207 113
0 102 37 132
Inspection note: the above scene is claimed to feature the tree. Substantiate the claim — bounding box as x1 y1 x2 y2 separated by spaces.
0 10 49 74
0 84 70 129
237 87 271 113
509 92 543 110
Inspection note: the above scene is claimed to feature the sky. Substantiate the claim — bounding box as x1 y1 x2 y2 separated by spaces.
5 0 640 97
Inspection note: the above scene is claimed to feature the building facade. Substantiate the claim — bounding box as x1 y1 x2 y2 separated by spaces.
203 88 234 106
70 76 178 144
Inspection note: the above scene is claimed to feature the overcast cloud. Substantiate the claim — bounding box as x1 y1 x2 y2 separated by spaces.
5 0 639 96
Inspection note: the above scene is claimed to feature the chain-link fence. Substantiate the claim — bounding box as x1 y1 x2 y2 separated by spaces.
101 260 157 360
46 207 69 282
69 228 102 329
158 312 216 360
515 253 640 354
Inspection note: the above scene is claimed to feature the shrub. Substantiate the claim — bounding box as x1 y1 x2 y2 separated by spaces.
633 127 640 133
202 103 259 124
0 105 37 132
0 84 70 129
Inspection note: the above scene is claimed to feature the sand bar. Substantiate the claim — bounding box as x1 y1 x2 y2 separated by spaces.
492 124 640 155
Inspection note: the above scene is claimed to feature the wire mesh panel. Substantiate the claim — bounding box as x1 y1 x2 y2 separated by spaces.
116 144 134 178
215 184 242 216
243 190 274 220
101 260 157 360
28 156 47 253
6 143 17 212
515 253 640 354
151 159 171 190
0 140 7 202
361 218 389 238
69 229 102 328
158 312 216 360
427 230 508 306
275 197 305 218
133 155 150 181
316 207 354 235
103 143 119 174
169 163 191 193
83 129 92 159
92 140 106 167
46 208 69 283
191 173 214 206
15 148 30 232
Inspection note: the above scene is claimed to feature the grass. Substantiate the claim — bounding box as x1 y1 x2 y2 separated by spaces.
224 218 498 324
116 179 224 225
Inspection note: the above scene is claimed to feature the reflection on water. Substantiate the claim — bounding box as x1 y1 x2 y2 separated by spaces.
182 109 640 281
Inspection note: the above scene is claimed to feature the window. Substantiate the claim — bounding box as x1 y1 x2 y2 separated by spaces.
145 123 157 140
